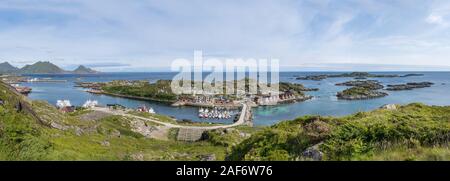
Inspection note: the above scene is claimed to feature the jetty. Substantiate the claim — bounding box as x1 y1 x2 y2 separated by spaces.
91 102 253 130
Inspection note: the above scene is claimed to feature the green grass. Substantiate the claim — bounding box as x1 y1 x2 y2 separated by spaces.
2 80 449 161
228 103 450 161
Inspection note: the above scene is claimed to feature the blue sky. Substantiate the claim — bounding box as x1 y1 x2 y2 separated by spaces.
0 0 450 71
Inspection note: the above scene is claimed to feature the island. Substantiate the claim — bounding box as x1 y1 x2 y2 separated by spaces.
77 79 318 108
335 80 384 90
296 72 399 81
386 82 434 91
295 72 426 81
337 86 388 100
400 73 424 77
336 80 388 100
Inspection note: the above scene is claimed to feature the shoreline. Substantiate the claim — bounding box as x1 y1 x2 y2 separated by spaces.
86 90 176 104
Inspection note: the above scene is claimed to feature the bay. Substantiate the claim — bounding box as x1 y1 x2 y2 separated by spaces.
21 72 450 126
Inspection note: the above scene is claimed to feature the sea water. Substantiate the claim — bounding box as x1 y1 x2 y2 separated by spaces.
21 72 450 125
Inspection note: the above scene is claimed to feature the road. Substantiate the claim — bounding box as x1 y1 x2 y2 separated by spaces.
91 103 249 130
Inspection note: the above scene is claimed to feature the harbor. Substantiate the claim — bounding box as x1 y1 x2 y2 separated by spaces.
3 72 449 126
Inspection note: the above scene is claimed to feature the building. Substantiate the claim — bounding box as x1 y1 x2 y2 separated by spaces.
137 105 155 114
60 106 75 113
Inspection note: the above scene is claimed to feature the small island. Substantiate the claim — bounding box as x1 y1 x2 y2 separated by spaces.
295 72 426 81
296 72 399 81
336 80 388 100
386 82 434 91
337 86 388 100
335 80 384 90
400 73 424 77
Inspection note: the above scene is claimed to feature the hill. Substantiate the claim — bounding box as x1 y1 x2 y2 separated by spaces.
0 80 226 160
0 62 19 74
19 61 66 74
226 103 450 161
73 65 98 74
0 61 99 74
1 79 449 161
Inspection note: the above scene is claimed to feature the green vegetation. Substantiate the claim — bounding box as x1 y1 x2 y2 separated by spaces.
102 80 177 102
337 86 388 100
227 103 450 161
0 81 227 160
1 80 449 161
100 78 315 103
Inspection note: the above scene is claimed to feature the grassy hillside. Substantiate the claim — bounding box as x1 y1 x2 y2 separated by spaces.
0 81 227 160
1 80 449 161
227 103 450 161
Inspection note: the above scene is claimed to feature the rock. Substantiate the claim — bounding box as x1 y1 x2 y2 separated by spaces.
101 140 110 147
381 104 397 110
198 154 216 161
303 118 331 141
111 129 121 138
131 152 144 161
74 127 83 136
302 143 323 161
239 132 251 138
50 122 70 130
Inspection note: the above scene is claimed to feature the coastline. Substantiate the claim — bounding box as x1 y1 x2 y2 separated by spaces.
86 90 176 104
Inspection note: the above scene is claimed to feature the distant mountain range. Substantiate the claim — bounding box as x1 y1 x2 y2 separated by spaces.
0 61 99 74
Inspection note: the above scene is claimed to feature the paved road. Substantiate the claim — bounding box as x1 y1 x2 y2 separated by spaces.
91 103 249 130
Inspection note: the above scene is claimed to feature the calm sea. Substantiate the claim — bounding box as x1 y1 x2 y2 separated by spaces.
21 72 450 126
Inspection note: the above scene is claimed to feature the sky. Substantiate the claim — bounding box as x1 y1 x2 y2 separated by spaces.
0 0 450 71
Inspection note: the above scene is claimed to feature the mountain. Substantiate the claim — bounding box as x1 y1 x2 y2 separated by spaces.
0 61 100 74
19 61 66 74
0 62 19 74
72 65 98 74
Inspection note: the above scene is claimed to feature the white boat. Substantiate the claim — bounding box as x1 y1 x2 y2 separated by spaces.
56 100 71 108
82 99 98 108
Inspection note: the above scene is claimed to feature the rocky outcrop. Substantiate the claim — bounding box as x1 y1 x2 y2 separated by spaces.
198 154 216 161
380 104 398 110
302 142 324 161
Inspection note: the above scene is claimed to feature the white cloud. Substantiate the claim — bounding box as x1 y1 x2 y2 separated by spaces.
426 14 446 25
0 0 450 71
